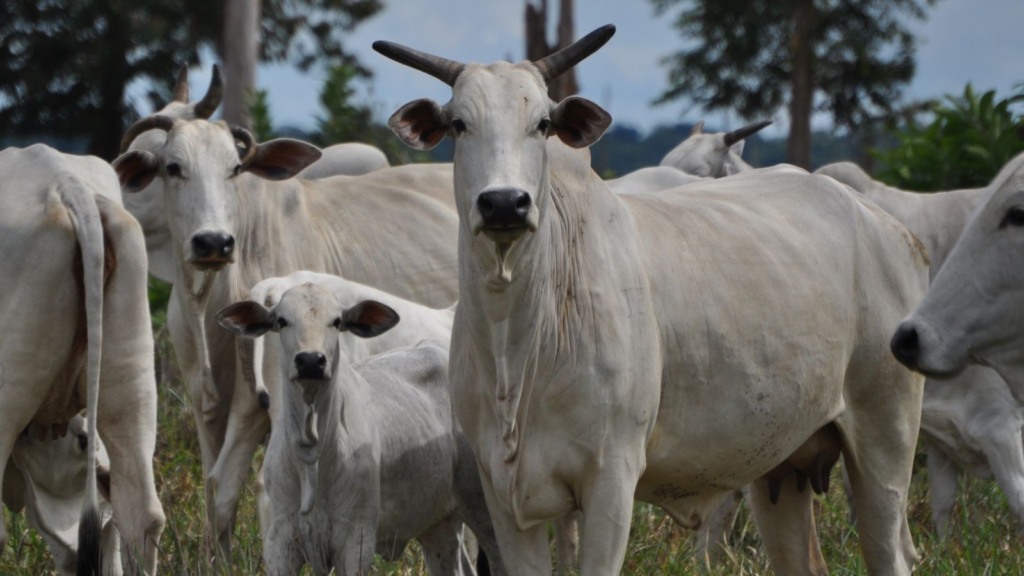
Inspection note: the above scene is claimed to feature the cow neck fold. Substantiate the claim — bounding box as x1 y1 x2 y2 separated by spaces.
460 154 602 467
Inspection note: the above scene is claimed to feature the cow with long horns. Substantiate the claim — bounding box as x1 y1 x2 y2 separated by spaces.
375 24 928 574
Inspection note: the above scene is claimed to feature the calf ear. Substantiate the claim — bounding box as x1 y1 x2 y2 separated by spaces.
340 300 400 338
243 139 323 181
111 151 160 192
388 99 450 150
550 96 612 148
216 301 274 337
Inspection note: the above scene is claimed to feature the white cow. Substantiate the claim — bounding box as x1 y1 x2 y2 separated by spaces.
126 65 403 284
659 119 772 177
816 161 1024 537
112 116 460 557
375 25 928 575
892 152 1024 395
296 142 390 179
3 414 122 575
0 145 164 574
605 166 705 195
216 282 505 575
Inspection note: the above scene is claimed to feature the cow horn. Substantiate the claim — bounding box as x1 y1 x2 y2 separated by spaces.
172 65 190 103
231 125 258 163
372 41 465 87
193 64 223 119
723 120 773 147
533 24 616 84
119 115 177 153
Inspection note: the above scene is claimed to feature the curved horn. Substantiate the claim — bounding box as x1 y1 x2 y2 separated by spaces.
231 125 258 163
172 65 190 103
120 115 177 153
723 120 772 147
533 24 616 84
372 41 465 87
193 64 223 119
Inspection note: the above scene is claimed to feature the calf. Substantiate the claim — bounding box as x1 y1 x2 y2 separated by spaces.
217 282 503 575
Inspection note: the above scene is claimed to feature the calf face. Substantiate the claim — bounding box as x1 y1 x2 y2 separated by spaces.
216 283 400 398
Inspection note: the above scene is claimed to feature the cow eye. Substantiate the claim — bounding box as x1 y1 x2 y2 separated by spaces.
1000 206 1024 229
451 119 467 135
166 163 182 177
331 317 344 330
538 118 552 134
275 317 289 330
231 164 242 178
76 433 87 452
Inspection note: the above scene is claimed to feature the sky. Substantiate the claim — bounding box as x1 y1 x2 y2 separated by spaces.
204 0 1022 139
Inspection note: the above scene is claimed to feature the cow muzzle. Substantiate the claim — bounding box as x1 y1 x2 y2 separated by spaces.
294 351 329 382
474 189 538 241
890 319 965 379
188 231 235 270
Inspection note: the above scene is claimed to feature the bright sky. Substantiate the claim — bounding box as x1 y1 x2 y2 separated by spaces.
226 0 1022 138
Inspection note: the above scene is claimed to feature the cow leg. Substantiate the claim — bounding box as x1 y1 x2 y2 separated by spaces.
576 466 640 576
748 474 826 576
695 488 744 567
452 435 507 575
840 401 919 576
97 211 166 574
477 465 551 576
208 372 271 557
262 510 303 576
974 423 1024 533
554 511 580 576
925 441 958 539
418 516 470 576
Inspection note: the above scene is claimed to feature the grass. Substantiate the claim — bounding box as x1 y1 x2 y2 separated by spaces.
4 328 1023 574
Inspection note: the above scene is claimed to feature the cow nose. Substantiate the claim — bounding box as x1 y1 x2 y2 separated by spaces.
191 232 235 259
477 189 532 228
294 352 328 380
890 323 920 368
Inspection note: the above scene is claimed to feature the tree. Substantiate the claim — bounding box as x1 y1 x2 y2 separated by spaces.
524 0 578 101
873 85 1024 191
650 0 935 168
222 0 260 127
0 0 382 160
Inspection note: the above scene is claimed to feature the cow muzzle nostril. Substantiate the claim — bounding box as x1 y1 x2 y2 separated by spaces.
294 352 328 380
477 189 532 229
890 323 921 368
191 232 236 262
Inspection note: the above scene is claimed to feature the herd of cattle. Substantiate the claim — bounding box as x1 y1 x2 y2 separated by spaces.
1 23 1023 575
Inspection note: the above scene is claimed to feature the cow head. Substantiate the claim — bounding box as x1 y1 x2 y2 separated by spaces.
112 118 321 272
660 119 771 177
216 284 399 400
891 152 1024 389
375 25 614 255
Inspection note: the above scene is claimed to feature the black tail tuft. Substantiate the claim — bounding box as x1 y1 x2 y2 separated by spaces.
76 504 103 576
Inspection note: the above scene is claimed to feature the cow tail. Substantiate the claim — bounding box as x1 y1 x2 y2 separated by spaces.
60 176 104 576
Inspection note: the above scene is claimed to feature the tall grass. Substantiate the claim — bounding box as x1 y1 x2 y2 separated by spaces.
4 330 1021 574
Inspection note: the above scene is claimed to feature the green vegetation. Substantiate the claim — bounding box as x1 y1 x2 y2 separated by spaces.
873 85 1024 191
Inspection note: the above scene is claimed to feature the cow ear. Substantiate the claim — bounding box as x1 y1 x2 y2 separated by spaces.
388 99 450 150
340 300 400 338
243 139 323 181
112 151 160 192
550 96 612 148
216 300 275 337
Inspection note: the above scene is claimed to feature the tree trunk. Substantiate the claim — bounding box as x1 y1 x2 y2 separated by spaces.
786 0 814 169
90 4 131 160
222 0 260 128
524 0 578 101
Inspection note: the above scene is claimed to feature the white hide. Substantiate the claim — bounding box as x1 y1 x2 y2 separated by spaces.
4 415 122 576
377 26 927 575
816 161 1024 537
0 145 164 574
112 117 460 557
296 142 390 179
217 283 504 575
893 151 1024 396
605 166 705 195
